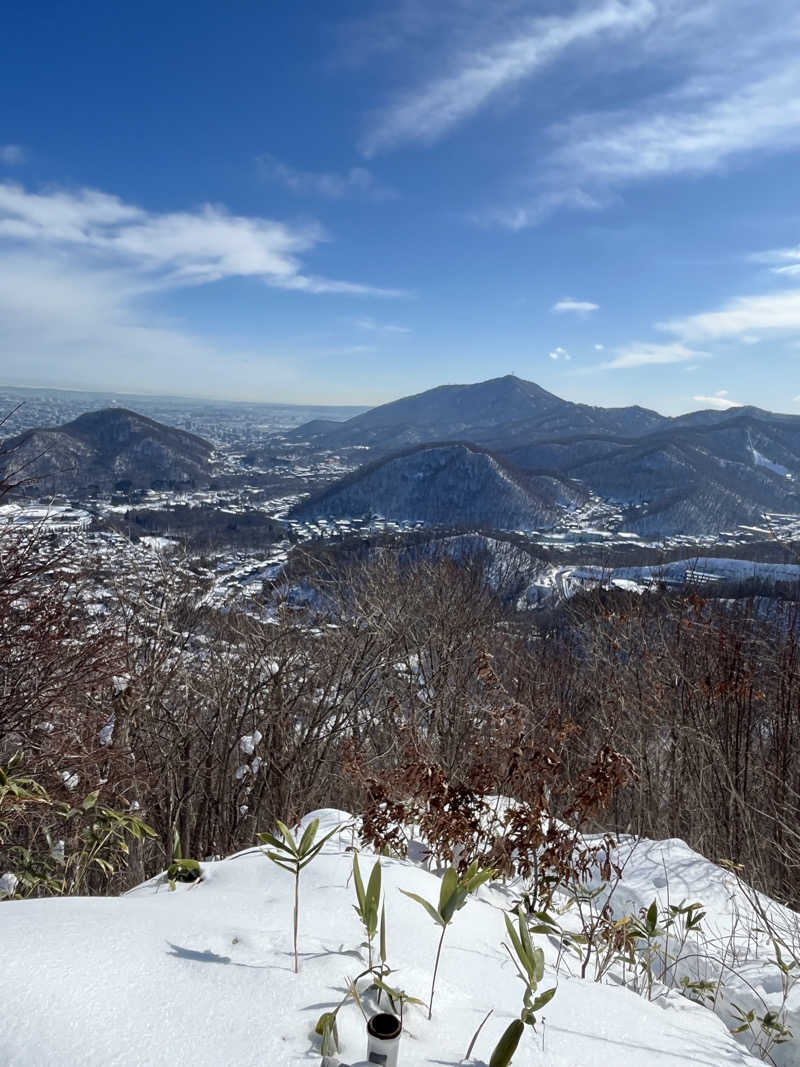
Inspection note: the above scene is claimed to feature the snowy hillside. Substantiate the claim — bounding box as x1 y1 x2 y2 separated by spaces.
3 810 793 1067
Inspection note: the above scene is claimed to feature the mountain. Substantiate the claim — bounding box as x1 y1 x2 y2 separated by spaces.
289 377 800 536
287 375 668 451
504 414 800 534
292 442 588 531
1 408 214 495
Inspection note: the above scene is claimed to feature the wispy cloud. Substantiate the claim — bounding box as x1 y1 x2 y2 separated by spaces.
0 181 406 296
658 288 800 342
0 145 26 165
549 345 571 361
692 390 743 410
603 341 708 369
448 0 800 227
750 244 800 277
354 316 411 334
258 155 398 201
552 297 599 314
360 0 656 156
549 67 800 188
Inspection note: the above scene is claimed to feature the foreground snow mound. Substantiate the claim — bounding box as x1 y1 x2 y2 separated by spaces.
1 810 760 1066
590 835 800 1067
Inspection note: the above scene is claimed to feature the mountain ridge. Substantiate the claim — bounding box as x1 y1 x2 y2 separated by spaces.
288 377 800 536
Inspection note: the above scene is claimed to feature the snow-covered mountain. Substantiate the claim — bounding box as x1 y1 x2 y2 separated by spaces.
289 378 800 536
292 442 588 531
1 408 215 495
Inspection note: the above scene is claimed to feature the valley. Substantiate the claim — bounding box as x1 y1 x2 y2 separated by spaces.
3 379 799 615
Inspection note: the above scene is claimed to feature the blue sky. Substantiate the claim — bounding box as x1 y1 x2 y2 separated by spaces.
2 0 800 413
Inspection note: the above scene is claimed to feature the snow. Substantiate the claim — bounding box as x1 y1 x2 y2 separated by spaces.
112 675 130 696
139 535 179 552
748 439 792 478
98 717 115 746
589 835 800 1066
0 809 767 1067
0 872 18 899
570 557 800 593
239 730 263 755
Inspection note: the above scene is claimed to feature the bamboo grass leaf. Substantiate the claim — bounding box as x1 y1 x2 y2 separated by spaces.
400 889 445 927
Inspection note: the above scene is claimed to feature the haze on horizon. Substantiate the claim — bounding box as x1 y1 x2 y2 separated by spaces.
2 1 800 415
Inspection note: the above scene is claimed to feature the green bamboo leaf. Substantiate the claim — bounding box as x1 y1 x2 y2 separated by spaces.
366 858 381 908
490 1019 524 1067
274 820 298 854
300 825 339 864
646 900 658 932
504 912 526 965
380 903 387 965
439 866 458 915
353 852 367 914
441 886 469 924
297 818 320 857
400 889 445 926
366 859 382 929
531 986 556 1012
372 978 425 1007
264 853 296 874
256 831 285 851
464 866 496 893
518 908 535 967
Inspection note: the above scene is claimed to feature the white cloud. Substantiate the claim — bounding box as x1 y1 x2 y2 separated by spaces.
751 244 800 263
354 316 411 334
0 181 407 398
549 345 571 361
692 390 743 410
0 252 388 399
603 341 708 369
0 181 405 296
552 297 599 314
0 252 286 395
467 1 800 227
549 65 800 187
475 188 607 230
751 244 800 277
259 155 398 201
594 343 605 350
0 145 26 165
659 288 800 342
360 0 656 156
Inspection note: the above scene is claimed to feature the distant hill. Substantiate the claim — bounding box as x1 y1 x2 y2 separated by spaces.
292 442 588 531
1 408 214 495
288 376 800 536
504 414 800 534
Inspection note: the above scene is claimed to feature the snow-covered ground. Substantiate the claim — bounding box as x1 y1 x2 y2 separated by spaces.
564 557 800 596
1 810 783 1067
590 835 800 1066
